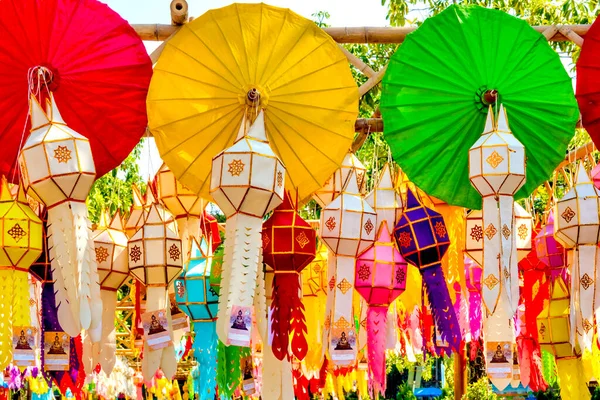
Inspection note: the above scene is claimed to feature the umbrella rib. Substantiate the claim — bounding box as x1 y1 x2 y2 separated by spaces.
184 24 245 89
235 3 252 83
151 102 239 132
391 61 472 93
269 86 357 97
266 39 330 90
383 81 473 98
267 103 353 140
211 11 249 85
263 116 300 191
270 59 352 95
268 99 358 114
254 3 263 83
152 68 240 95
266 108 346 166
178 110 243 185
60 40 141 73
261 23 311 85
256 11 290 84
158 104 241 157
162 42 242 93
48 0 84 65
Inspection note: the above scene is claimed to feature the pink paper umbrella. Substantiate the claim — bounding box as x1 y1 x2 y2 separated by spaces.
355 223 407 397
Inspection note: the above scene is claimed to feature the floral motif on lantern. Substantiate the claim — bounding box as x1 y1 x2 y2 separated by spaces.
295 232 310 248
396 267 406 284
583 319 593 333
483 274 499 290
333 316 352 330
95 246 109 263
484 223 497 240
8 224 26 242
169 244 181 261
227 159 245 176
486 151 504 168
434 221 447 238
130 245 142 263
470 225 483 242
561 207 575 223
277 171 283 187
262 233 270 248
397 231 412 248
325 216 336 231
53 145 72 163
581 273 594 290
502 224 511 239
518 224 528 240
539 323 546 335
357 264 370 281
364 219 374 235
337 278 352 294
329 276 336 290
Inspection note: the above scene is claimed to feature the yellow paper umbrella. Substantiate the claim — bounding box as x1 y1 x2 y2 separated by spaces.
147 3 358 202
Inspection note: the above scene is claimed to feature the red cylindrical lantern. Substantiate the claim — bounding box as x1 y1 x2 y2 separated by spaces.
262 192 316 360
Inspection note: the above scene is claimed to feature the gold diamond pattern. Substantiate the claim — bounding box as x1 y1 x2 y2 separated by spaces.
583 318 593 333
325 216 336 232
518 224 528 240
329 276 336 290
539 323 546 336
484 224 497 240
581 273 594 290
8 224 26 242
228 159 245 176
53 145 72 164
486 151 504 168
502 224 511 239
483 274 499 290
333 316 352 330
296 232 310 249
277 171 283 187
337 278 352 294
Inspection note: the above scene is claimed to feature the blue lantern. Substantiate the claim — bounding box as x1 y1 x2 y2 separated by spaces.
175 236 218 399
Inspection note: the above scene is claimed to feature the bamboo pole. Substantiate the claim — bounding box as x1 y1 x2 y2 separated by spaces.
339 45 376 77
170 0 188 25
358 65 387 97
559 25 584 47
132 24 590 43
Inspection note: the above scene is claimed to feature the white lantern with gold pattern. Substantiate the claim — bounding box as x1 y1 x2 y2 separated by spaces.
210 111 285 347
468 105 525 316
313 152 366 207
19 94 101 339
366 163 403 233
92 210 129 374
554 162 600 351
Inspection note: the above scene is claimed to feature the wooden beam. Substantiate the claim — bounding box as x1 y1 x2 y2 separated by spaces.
354 118 383 132
132 23 590 44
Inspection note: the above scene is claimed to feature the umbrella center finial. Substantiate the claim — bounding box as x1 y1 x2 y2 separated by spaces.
246 88 260 105
482 89 498 105
30 66 56 92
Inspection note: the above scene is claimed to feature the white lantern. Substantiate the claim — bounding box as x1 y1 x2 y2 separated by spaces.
210 111 285 347
554 162 600 351
313 152 366 207
514 202 532 261
19 94 101 339
469 105 525 316
366 163 403 233
465 209 483 267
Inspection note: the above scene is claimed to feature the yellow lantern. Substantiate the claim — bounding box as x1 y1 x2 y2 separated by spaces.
19 94 100 338
313 152 367 207
92 210 129 374
0 179 42 369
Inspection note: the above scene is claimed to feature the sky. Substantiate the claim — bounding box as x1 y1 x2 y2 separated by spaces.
103 0 390 180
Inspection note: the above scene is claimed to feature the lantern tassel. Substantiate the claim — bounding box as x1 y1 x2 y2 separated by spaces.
0 270 13 370
160 301 177 379
468 288 483 342
271 274 291 360
99 290 117 375
48 202 81 337
421 266 461 351
556 358 591 400
86 220 103 343
142 287 167 380
366 306 388 397
192 322 217 399
72 202 93 330
290 277 308 360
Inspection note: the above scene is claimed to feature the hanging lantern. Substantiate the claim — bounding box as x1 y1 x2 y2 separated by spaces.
320 170 376 366
200 211 221 253
210 111 285 347
469 105 526 316
262 192 316 361
464 256 483 343
535 211 566 270
514 203 532 261
125 185 148 238
394 189 461 351
366 163 403 233
19 94 100 339
465 209 483 267
0 179 42 369
301 242 328 373
156 162 204 261
313 152 366 207
554 162 600 350
128 187 182 380
91 210 128 375
355 223 407 397
174 236 218 399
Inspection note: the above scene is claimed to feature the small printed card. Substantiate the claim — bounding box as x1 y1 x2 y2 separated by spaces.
44 332 69 371
330 324 356 365
241 355 255 395
486 341 512 381
228 305 252 347
12 327 35 367
142 309 172 351
169 293 189 332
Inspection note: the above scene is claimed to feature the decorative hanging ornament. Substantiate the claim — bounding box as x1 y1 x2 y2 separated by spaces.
313 153 367 207
0 179 42 369
355 223 407 397
91 210 128 375
394 189 461 351
262 192 316 361
19 94 101 339
174 236 218 399
320 170 376 366
366 163 403 234
469 105 525 316
127 186 182 380
210 111 285 347
156 163 205 262
554 162 600 351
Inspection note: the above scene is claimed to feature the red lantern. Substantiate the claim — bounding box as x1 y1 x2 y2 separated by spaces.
200 211 221 252
262 192 316 361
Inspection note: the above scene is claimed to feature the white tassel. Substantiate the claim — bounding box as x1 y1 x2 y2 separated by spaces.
160 300 177 379
86 221 103 342
142 287 167 380
73 202 92 330
99 290 117 375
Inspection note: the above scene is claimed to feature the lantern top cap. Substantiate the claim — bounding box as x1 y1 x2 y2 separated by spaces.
375 221 392 242
29 93 65 131
132 185 144 208
575 161 593 186
234 110 268 143
405 188 421 209
483 104 510 133
16 184 28 205
343 169 361 196
0 176 11 202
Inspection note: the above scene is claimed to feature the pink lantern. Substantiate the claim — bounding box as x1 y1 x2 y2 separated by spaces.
592 163 600 191
534 211 566 273
355 224 407 397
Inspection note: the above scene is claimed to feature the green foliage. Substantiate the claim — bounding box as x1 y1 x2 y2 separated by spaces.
86 141 146 223
312 11 331 28
396 382 417 400
386 352 436 381
441 356 455 399
462 377 498 400
534 382 561 400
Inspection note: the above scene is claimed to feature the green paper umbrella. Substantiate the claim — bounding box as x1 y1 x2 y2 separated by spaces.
381 5 578 209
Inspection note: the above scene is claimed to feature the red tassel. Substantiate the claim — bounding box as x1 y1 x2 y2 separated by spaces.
271 275 291 360
293 368 310 400
290 277 308 360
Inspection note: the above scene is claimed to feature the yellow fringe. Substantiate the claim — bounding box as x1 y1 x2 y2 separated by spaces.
436 205 466 303
302 297 325 372
556 358 591 400
12 270 30 327
0 270 13 369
